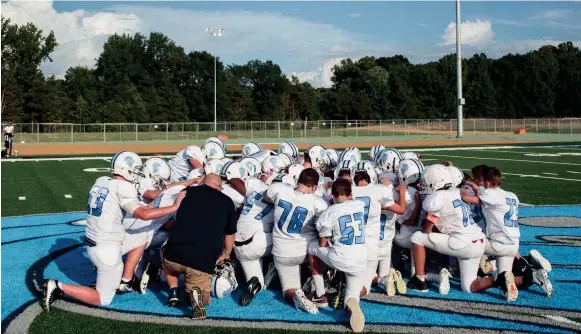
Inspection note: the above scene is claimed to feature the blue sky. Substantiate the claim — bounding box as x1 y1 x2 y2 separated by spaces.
3 1 581 87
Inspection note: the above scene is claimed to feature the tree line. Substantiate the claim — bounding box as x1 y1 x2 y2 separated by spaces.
2 17 580 124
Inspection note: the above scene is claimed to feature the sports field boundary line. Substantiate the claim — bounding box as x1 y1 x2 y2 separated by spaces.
3 144 581 162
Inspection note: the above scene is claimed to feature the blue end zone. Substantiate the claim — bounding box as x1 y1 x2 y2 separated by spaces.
2 207 581 332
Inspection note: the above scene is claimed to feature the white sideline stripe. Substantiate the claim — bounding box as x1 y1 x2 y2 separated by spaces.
520 202 533 206
18 196 26 200
64 194 73 199
544 315 581 327
568 171 581 174
2 144 580 162
542 172 559 176
420 153 581 166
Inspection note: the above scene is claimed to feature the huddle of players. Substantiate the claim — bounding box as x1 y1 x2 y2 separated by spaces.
40 138 554 333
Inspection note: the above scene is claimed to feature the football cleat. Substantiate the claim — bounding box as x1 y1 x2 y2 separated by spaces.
504 272 519 302
331 280 345 310
42 279 63 312
380 270 396 297
293 289 319 314
167 287 179 307
139 262 152 294
407 275 428 292
480 255 494 274
117 277 137 294
345 298 365 333
263 262 277 289
393 269 407 295
240 276 262 306
439 268 451 295
310 293 329 308
529 250 552 272
190 287 207 319
532 269 553 297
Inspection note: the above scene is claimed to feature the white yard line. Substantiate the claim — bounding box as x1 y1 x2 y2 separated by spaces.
567 171 581 174
542 172 559 176
18 196 26 200
419 153 581 166
64 194 73 199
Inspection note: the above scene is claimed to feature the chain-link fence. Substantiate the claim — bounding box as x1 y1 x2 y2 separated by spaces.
3 118 580 143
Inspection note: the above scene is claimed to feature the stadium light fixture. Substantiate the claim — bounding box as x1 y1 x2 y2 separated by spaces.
206 28 225 133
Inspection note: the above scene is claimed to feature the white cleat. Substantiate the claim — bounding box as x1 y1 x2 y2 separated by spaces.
393 269 407 295
293 289 319 314
382 270 396 297
504 272 519 302
439 268 451 295
345 298 365 333
139 262 151 294
530 250 552 272
533 269 553 297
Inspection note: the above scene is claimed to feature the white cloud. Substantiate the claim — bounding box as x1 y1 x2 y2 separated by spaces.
532 9 572 20
292 57 347 88
415 23 429 28
349 13 361 18
441 19 495 46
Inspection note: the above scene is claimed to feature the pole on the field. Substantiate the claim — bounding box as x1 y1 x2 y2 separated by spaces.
456 0 464 138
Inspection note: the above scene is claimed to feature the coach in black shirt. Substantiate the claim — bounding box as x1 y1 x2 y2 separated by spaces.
162 174 236 319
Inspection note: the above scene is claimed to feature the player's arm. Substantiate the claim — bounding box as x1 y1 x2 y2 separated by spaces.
142 189 163 201
217 202 237 264
187 158 203 169
319 237 329 247
383 185 406 215
463 180 480 195
129 191 185 221
169 178 200 188
402 191 422 226
422 193 442 233
422 214 436 233
227 178 247 197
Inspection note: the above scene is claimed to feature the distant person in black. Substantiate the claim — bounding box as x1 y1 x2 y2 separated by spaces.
161 173 236 319
4 121 14 157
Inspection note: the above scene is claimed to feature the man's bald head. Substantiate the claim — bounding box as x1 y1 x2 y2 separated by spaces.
204 173 223 190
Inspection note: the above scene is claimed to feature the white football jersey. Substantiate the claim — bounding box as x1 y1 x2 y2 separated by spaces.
237 178 275 234
423 189 484 241
315 200 367 272
267 182 328 257
479 187 520 244
380 186 414 246
461 185 486 231
222 183 245 209
86 176 141 243
169 146 203 182
136 177 156 205
126 186 184 232
352 184 395 260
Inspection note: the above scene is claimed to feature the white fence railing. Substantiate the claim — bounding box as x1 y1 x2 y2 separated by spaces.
3 119 581 143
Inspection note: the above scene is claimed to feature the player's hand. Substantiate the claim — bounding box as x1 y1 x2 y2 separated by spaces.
172 191 186 209
396 184 406 193
216 253 230 264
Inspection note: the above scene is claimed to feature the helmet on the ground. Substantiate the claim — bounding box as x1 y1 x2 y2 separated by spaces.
210 261 238 298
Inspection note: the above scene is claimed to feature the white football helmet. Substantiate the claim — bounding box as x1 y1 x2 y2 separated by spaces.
242 142 263 158
369 145 386 162
376 148 402 173
307 145 328 169
278 141 299 158
351 161 378 184
401 151 420 161
210 261 238 298
334 159 356 180
142 157 171 190
239 157 262 178
204 159 225 175
202 142 226 161
262 155 286 174
397 159 425 186
378 171 399 186
339 148 360 165
421 164 453 195
110 151 143 183
205 137 226 151
287 163 305 184
221 157 233 164
325 149 339 168
220 161 248 180
448 165 464 188
277 153 295 167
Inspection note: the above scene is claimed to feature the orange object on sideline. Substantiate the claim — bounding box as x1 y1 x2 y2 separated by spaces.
154 153 163 156
514 128 526 135
217 134 229 140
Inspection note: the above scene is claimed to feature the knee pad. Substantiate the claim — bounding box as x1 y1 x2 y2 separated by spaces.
410 231 424 246
99 291 115 306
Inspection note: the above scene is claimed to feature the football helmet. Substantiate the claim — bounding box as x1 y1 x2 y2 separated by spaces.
369 145 386 162
401 151 420 161
262 155 286 174
202 142 226 161
420 164 453 195
278 141 299 158
448 165 464 188
239 157 262 178
307 145 328 169
351 161 378 184
397 159 424 186
110 151 143 183
334 159 356 180
376 148 402 173
210 261 238 298
277 153 295 167
242 142 263 158
287 163 305 184
339 148 360 165
142 157 171 190
325 149 340 168
220 161 248 180
205 137 226 152
204 159 225 175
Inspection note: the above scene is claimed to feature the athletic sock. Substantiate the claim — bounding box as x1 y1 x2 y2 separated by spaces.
417 275 426 282
313 274 326 297
57 282 63 289
121 277 132 283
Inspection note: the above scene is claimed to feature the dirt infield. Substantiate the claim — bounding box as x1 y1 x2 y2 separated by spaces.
9 137 566 157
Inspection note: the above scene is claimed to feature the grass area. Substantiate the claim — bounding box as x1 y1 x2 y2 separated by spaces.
30 309 332 334
1 145 580 216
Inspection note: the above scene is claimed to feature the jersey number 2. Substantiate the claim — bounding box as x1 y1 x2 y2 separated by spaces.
87 187 109 217
277 199 308 234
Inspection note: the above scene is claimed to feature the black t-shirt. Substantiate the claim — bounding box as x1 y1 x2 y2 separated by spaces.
164 185 237 274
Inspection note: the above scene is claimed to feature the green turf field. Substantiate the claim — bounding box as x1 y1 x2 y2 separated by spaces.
2 145 580 217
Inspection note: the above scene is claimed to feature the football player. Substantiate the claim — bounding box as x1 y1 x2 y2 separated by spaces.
264 168 328 314
308 179 367 332
168 146 207 183
41 151 185 311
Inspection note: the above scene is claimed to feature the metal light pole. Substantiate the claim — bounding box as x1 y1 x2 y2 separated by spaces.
206 28 224 133
456 0 464 138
